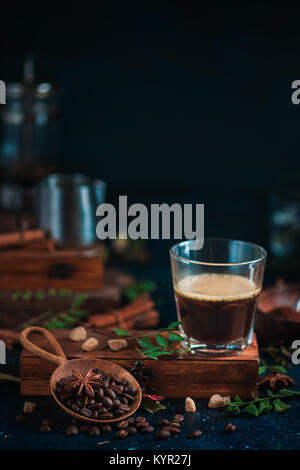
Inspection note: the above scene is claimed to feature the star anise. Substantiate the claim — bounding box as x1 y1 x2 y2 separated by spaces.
259 373 296 393
64 369 102 398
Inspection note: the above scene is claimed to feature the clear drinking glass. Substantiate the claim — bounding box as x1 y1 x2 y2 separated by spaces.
170 239 267 356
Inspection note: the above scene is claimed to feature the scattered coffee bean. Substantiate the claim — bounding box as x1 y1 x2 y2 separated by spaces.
40 424 52 433
156 429 171 440
127 426 137 435
117 429 128 439
163 425 181 435
65 425 79 436
174 414 184 422
127 417 135 425
116 420 129 429
188 429 202 438
16 414 25 424
158 418 169 426
170 420 181 427
89 426 100 437
224 423 236 433
41 418 54 427
136 421 149 429
141 425 154 434
101 424 112 432
135 416 146 423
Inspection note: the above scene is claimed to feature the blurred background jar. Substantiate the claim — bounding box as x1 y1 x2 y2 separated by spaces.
0 56 62 212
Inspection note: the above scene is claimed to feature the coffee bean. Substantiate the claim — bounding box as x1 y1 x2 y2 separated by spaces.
141 425 154 434
41 418 54 427
122 393 135 403
119 404 131 412
224 423 236 433
116 420 129 429
135 416 146 423
156 429 171 440
174 414 184 422
16 414 25 424
158 418 169 426
113 399 121 408
71 403 80 413
92 410 99 419
65 425 79 436
127 426 137 435
105 388 116 400
136 421 149 429
114 409 125 418
97 388 104 399
127 417 135 425
170 420 181 427
40 424 52 433
89 426 100 437
188 429 202 438
100 412 114 419
101 424 112 432
80 408 92 418
163 425 181 435
102 379 110 388
80 424 89 432
117 429 128 439
102 396 113 409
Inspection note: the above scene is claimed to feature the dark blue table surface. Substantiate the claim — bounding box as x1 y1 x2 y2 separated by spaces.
0 257 300 451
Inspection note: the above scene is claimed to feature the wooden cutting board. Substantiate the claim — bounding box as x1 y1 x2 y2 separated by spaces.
20 329 259 399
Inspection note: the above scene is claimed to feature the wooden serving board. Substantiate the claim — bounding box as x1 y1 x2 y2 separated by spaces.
20 330 259 399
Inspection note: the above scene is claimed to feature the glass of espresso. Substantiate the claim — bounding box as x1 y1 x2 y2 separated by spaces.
170 239 266 356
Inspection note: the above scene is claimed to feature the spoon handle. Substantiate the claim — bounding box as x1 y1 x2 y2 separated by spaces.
20 326 67 366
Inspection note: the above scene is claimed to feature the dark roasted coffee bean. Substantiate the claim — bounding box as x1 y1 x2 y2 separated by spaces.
174 414 184 422
76 399 84 408
135 416 146 423
97 388 104 399
141 425 154 434
102 396 113 409
71 403 80 413
188 429 202 438
89 426 100 437
127 426 137 435
113 399 121 408
105 388 116 400
116 420 128 429
224 423 236 433
158 418 169 426
122 393 135 402
170 420 181 427
117 429 128 439
102 379 110 388
119 403 131 412
80 424 89 432
101 424 112 432
92 410 99 419
120 396 128 405
100 412 114 419
40 424 52 433
65 425 79 436
16 414 25 424
127 417 135 425
156 429 171 440
163 425 181 435
66 400 73 408
80 407 92 418
88 399 95 405
114 409 125 418
136 421 149 429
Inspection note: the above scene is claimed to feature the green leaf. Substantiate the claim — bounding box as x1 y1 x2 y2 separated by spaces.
71 293 88 309
167 321 182 330
141 398 166 414
259 366 267 375
258 399 272 414
22 290 32 301
11 291 22 300
267 365 288 374
244 403 259 416
59 289 72 297
168 331 184 342
35 290 44 300
267 389 276 398
143 350 173 358
226 403 240 414
137 336 154 349
273 398 290 413
156 334 167 347
113 328 131 337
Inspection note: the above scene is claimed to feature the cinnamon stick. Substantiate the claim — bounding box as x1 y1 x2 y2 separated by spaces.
0 230 45 248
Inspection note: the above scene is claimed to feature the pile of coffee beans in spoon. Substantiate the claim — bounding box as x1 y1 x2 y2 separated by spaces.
55 368 138 420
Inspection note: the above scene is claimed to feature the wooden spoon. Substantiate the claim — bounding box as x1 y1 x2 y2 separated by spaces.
19 326 142 424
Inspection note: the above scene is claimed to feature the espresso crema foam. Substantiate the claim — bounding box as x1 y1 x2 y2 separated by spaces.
176 273 260 302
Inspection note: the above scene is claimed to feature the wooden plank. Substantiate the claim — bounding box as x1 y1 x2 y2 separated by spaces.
20 329 259 398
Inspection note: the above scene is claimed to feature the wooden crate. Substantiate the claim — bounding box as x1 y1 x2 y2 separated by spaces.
0 245 104 291
20 329 259 399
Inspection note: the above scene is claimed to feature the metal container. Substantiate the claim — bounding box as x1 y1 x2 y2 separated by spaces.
38 174 106 247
